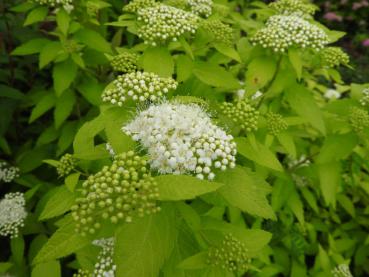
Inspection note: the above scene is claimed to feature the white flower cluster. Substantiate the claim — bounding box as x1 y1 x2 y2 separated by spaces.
360 88 369 106
188 0 212 17
102 71 178 105
92 238 116 277
123 102 237 180
251 15 329 52
269 0 316 17
31 0 73 11
123 0 156 13
0 192 27 238
332 264 353 277
324 88 341 100
137 4 199 46
0 162 20 183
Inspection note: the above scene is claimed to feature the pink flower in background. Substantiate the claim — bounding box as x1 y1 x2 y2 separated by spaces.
324 12 343 22
362 39 369 47
353 0 369 9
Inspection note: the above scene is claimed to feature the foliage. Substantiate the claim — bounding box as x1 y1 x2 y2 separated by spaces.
0 0 369 276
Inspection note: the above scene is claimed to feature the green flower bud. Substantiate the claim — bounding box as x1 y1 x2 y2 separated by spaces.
73 153 160 235
269 0 316 17
359 88 369 107
30 0 73 10
188 0 212 18
207 234 251 273
322 47 349 68
110 52 139 73
73 269 92 277
266 112 288 136
102 71 178 105
123 0 157 13
349 107 369 133
219 99 259 132
57 154 76 177
201 19 234 46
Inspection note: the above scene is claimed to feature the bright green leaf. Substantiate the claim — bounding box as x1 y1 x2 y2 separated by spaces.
142 47 174 77
24 6 48 26
53 59 78 96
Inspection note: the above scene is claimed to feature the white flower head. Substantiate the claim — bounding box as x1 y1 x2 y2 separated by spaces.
360 88 369 106
269 0 317 18
187 0 212 17
93 238 116 277
324 89 340 100
31 0 73 10
0 162 20 183
332 264 353 277
123 102 237 180
251 15 329 53
0 192 27 238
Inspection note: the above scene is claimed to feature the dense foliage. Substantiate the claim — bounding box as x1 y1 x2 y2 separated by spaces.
1 0 369 276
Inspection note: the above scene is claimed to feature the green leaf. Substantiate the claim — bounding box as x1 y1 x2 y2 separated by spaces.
287 191 305 224
337 194 355 217
114 205 177 277
29 93 56 123
39 186 75 221
178 252 208 269
245 56 277 93
33 216 89 264
57 122 78 155
31 261 61 277
318 162 341 206
142 47 174 77
0 85 25 99
0 262 13 273
74 28 112 53
214 43 241 62
216 167 276 220
285 84 326 135
56 9 70 35
155 175 223 201
53 59 78 96
176 55 194 82
276 131 296 158
11 236 25 265
235 137 283 172
65 173 80 192
193 62 240 89
24 6 48 26
39 42 63 69
12 38 50 55
317 133 357 164
76 76 103 106
54 90 76 129
288 48 302 80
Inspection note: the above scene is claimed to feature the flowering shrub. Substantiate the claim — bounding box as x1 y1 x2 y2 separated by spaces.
1 0 369 276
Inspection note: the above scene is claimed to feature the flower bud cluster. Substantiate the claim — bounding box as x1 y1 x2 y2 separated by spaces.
31 0 73 11
207 234 251 272
165 0 188 9
359 88 369 106
269 0 316 17
92 238 116 277
73 269 92 277
251 15 329 53
137 4 199 46
123 102 237 180
0 162 20 183
349 107 369 133
57 154 76 177
123 0 157 13
201 19 234 46
266 112 288 135
219 99 259 132
322 47 349 68
102 71 178 105
188 0 212 17
332 264 353 277
0 192 27 238
110 52 139 73
71 152 160 236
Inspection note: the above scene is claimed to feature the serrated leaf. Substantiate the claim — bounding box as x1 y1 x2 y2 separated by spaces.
288 48 302 80
245 56 277 93
33 216 89 264
176 55 194 82
29 93 56 123
214 43 241 62
317 133 357 164
56 8 70 35
142 47 174 77
24 6 48 26
39 42 63 69
318 162 341 207
53 59 78 96
31 260 61 277
54 90 76 129
74 28 112 53
216 167 275 220
65 173 80 192
39 186 75 221
276 131 296 158
155 175 223 201
12 39 49 56
114 205 177 277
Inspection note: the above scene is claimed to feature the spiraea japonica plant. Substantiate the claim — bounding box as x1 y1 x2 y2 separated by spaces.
1 0 369 276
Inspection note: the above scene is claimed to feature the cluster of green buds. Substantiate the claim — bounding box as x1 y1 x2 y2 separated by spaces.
92 238 116 277
164 0 188 9
188 0 212 17
332 264 353 277
321 47 350 68
71 152 160 236
0 162 20 183
102 71 178 105
266 112 288 136
0 192 27 238
219 99 259 132
201 19 234 46
73 269 91 277
56 154 76 177
269 0 316 17
123 0 157 13
30 0 73 11
359 88 369 106
349 107 369 133
110 52 139 73
251 15 329 53
137 4 199 46
207 234 251 273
